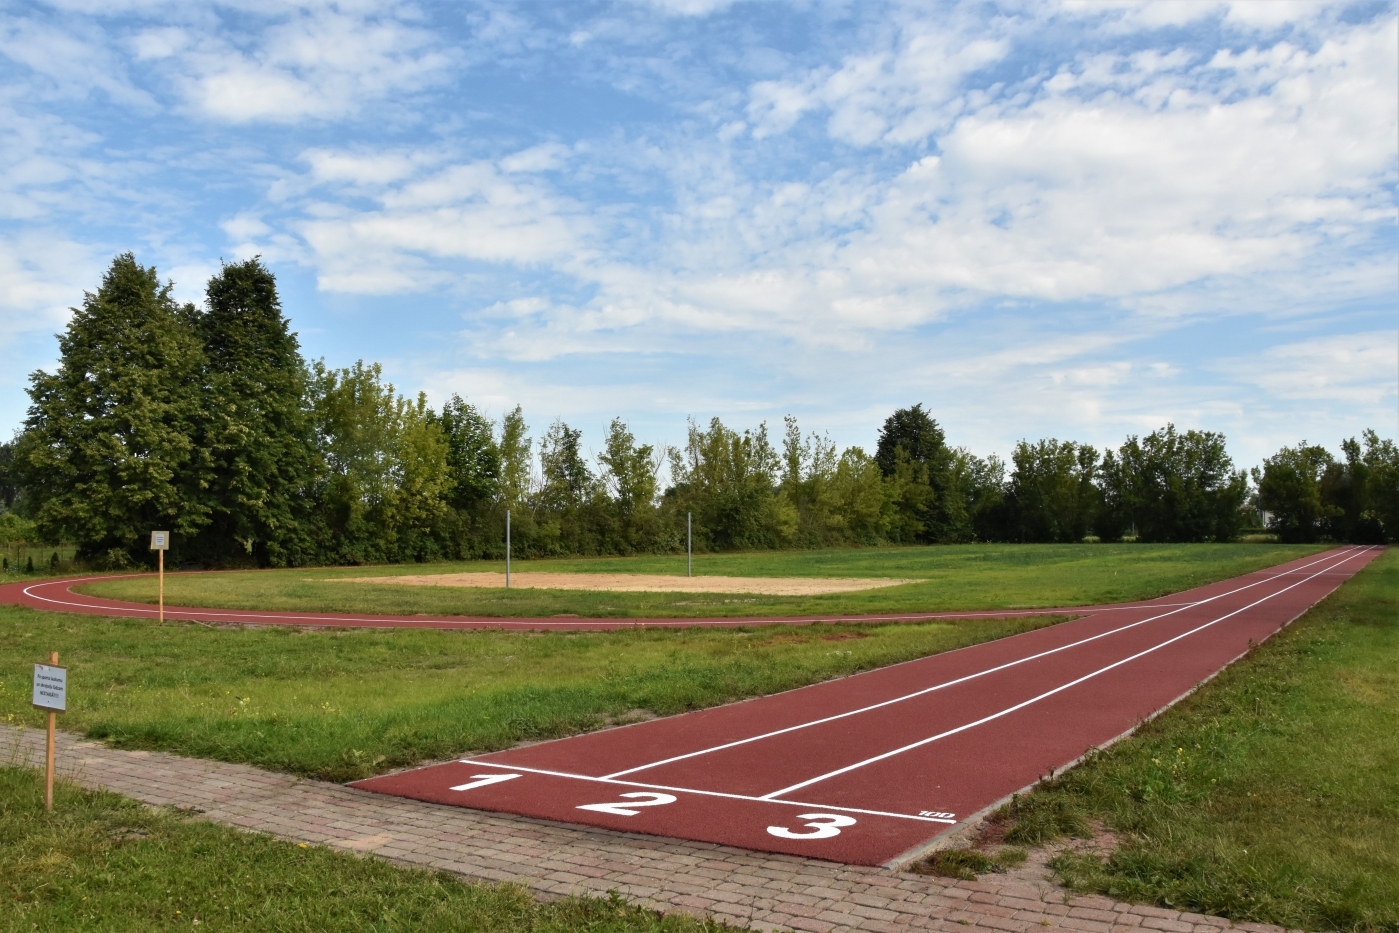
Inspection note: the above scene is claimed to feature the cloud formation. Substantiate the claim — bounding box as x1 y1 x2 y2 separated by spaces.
0 0 1392 465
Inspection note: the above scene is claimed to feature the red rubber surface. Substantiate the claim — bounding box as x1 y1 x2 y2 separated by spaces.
0 572 1184 632
347 546 1380 866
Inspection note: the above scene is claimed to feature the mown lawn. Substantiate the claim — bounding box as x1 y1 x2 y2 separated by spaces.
0 607 1067 782
0 767 736 933
994 547 1397 932
81 542 1323 618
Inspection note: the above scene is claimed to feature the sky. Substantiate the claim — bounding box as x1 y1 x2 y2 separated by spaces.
1 0 1396 473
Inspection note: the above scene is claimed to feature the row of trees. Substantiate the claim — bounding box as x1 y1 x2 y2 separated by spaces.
0 254 1394 567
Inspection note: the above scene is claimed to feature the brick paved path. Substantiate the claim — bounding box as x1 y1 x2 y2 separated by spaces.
1 724 1293 933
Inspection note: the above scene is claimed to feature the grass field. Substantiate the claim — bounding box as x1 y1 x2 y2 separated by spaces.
0 767 735 933
81 542 1323 618
0 605 1070 781
991 547 1397 932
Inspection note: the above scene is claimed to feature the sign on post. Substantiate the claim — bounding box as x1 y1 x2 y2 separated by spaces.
33 654 64 811
151 530 169 623
32 663 66 712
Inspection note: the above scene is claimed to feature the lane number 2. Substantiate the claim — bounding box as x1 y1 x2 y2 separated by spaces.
767 813 857 839
450 773 522 792
577 792 677 816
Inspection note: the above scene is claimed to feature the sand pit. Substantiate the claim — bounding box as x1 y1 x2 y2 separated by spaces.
330 572 917 596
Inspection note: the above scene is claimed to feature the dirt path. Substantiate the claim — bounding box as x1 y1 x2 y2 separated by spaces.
332 572 918 595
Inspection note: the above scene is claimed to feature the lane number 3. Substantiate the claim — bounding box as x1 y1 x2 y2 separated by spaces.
577 792 677 816
767 813 857 839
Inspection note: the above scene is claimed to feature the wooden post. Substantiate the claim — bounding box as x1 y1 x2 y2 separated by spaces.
158 547 164 624
45 651 56 812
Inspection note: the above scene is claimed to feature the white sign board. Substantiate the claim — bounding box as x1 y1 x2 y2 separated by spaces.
32 664 66 712
150 530 169 550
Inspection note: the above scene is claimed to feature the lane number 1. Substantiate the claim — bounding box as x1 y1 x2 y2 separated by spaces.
450 773 522 792
767 813 857 839
577 792 677 816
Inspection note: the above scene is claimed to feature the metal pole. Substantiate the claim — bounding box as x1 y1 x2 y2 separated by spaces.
687 512 692 577
158 548 164 624
505 509 511 589
45 651 56 812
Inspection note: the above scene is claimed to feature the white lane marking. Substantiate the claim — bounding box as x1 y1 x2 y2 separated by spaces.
450 773 522 792
454 759 957 824
600 546 1366 779
758 546 1374 801
767 814 856 839
17 575 1162 629
22 541 1357 630
577 792 677 816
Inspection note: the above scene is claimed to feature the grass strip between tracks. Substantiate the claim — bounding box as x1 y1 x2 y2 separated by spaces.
0 605 1066 782
77 543 1321 619
0 766 737 933
996 547 1397 932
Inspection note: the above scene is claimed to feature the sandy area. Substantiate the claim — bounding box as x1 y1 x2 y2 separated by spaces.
330 572 917 596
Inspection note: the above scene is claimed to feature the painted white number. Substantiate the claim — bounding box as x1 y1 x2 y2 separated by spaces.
450 773 522 792
577 792 677 816
766 813 857 840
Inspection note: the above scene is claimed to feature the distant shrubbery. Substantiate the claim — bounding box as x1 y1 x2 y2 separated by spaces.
0 254 1393 567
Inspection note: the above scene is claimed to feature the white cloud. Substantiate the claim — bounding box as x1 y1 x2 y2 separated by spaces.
285 157 586 293
0 232 103 338
1236 331 1399 406
172 7 455 122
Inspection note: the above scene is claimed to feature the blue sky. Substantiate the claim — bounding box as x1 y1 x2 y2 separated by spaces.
1 0 1395 472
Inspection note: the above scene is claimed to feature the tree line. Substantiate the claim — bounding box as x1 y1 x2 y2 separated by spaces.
0 254 1394 568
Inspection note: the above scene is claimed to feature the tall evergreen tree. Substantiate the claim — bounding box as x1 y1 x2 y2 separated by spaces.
874 404 967 542
18 254 210 564
192 258 313 566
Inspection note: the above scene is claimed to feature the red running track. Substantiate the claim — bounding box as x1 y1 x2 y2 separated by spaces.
1 571 1201 632
350 546 1380 866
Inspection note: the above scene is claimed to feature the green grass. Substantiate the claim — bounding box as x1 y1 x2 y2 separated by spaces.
0 767 738 932
0 605 1069 782
995 547 1398 932
81 543 1323 619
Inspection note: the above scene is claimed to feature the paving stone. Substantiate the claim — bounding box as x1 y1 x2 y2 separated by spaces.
0 724 1292 933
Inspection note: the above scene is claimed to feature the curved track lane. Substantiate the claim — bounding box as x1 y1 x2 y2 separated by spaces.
2 570 1196 632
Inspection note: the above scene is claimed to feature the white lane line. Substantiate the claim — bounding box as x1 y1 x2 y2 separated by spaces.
599 546 1364 780
21 543 1351 630
16 577 1157 629
757 546 1374 801
447 760 958 824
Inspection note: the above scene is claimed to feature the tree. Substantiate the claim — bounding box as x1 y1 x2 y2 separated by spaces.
307 361 450 563
1357 430 1399 542
191 257 313 566
434 395 499 513
496 406 532 510
1253 443 1336 543
1109 425 1248 542
597 418 663 552
538 420 594 511
18 254 210 565
874 404 967 542
1009 439 1099 543
0 433 19 511
667 417 793 550
960 450 1011 542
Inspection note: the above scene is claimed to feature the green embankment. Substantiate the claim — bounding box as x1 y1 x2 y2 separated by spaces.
0 768 736 932
81 543 1322 618
0 608 1066 782
998 547 1397 932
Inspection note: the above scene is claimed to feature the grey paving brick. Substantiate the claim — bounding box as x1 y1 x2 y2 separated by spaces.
0 724 1292 933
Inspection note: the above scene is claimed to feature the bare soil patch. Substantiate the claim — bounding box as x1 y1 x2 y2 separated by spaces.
328 571 917 596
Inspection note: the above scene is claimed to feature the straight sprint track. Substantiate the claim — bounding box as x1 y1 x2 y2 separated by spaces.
353 546 1381 866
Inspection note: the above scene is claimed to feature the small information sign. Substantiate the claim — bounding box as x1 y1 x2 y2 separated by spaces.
33 663 67 712
150 530 169 550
